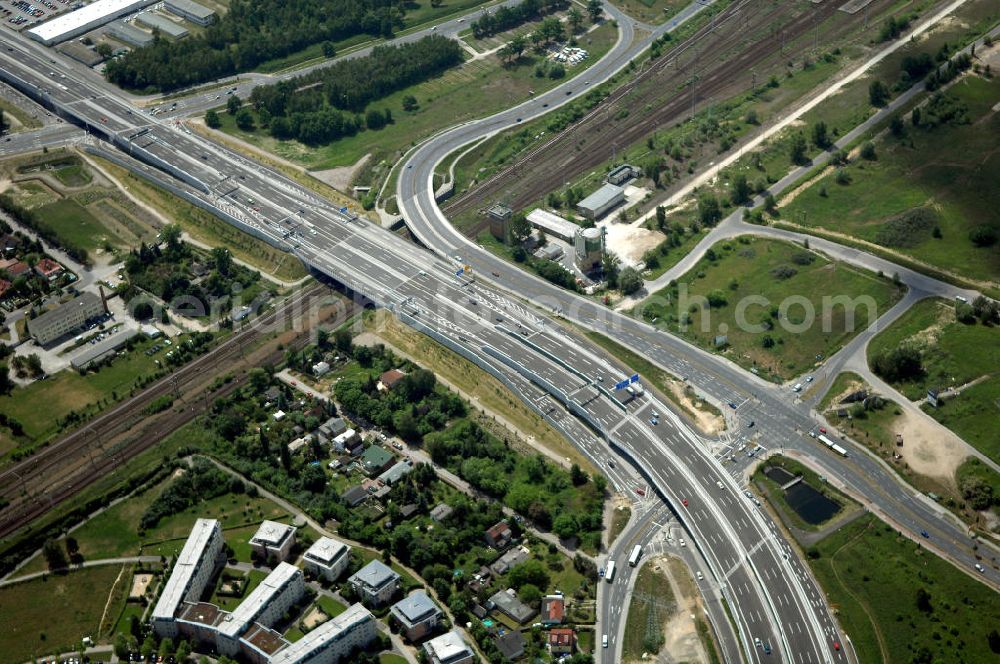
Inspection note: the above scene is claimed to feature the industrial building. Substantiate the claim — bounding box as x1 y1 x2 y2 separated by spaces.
70 328 138 369
108 20 154 47
28 291 106 346
26 0 157 45
606 163 642 186
576 183 625 220
486 203 512 241
348 560 401 607
302 536 351 582
389 590 441 641
250 520 297 562
574 226 605 271
164 0 216 25
525 209 579 243
151 519 226 639
424 631 475 664
270 603 377 664
134 12 188 39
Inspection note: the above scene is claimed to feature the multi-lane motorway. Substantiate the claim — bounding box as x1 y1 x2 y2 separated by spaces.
1 1 997 662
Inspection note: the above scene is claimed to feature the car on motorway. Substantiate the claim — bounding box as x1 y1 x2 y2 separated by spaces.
805 375 814 382
747 420 755 428
833 642 841 651
754 637 762 649
607 459 615 468
728 401 737 409
819 427 827 434
602 634 608 648
681 498 688 507
679 538 686 547
695 571 703 581
744 490 753 499
975 563 985 573
649 417 658 425
763 642 772 655
715 481 724 489
920 530 930 538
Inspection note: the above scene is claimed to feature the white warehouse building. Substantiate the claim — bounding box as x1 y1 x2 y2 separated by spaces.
27 0 158 45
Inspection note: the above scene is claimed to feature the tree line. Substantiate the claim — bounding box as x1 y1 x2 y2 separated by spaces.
470 0 569 39
0 193 89 265
105 0 406 91
240 36 462 146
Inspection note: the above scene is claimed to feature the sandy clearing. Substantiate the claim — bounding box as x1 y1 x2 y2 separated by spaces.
302 606 328 629
129 572 153 599
895 407 966 488
664 379 725 436
311 153 371 193
602 220 665 267
778 165 834 207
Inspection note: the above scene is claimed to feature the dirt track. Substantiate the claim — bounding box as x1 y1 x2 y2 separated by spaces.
446 0 897 231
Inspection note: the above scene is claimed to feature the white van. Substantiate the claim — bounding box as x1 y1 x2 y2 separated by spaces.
792 383 803 392
602 634 609 648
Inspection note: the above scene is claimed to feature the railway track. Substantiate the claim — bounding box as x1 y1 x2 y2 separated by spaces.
0 282 353 539
446 0 889 225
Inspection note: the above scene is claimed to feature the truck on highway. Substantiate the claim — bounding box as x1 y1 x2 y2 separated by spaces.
628 544 642 567
605 560 616 582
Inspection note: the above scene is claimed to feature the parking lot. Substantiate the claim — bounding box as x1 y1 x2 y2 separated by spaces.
4 0 71 30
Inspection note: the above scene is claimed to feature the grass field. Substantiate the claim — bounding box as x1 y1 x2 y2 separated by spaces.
0 336 173 464
34 198 113 253
638 237 904 381
217 23 617 173
866 298 1000 463
780 75 1000 289
0 564 127 663
807 514 1000 664
95 158 308 282
608 505 632 546
622 560 676 661
609 0 687 24
70 474 289 560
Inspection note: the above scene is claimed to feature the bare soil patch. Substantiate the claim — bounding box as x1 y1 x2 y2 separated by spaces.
129 572 153 599
311 153 372 193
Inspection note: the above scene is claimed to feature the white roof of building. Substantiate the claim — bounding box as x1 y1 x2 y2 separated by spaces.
350 559 400 591
270 604 374 664
164 0 215 18
526 209 579 241
218 562 301 638
304 537 349 566
151 519 220 621
578 183 624 212
391 590 439 626
28 0 155 43
425 631 472 661
250 520 295 547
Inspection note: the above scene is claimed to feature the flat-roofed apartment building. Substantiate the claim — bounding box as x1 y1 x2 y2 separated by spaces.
303 536 351 582
216 562 305 656
151 519 225 639
270 603 377 664
348 559 401 607
390 590 441 641
424 631 475 664
250 520 297 562
28 291 105 346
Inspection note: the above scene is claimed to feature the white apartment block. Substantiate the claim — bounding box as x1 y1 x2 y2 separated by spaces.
217 562 305 656
348 560 401 608
303 537 351 582
424 631 475 664
270 603 377 664
151 519 225 639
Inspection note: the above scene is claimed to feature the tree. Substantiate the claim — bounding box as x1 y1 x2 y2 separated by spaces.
401 95 418 112
160 223 182 248
960 474 994 511
43 538 68 570
322 41 336 57
235 108 255 131
811 121 830 149
570 463 587 486
226 94 243 116
969 225 998 248
279 440 292 472
567 7 583 32
730 174 752 205
508 560 550 590
789 132 809 165
602 251 621 288
871 346 923 382
510 33 528 59
587 0 602 22
508 212 531 244
519 583 542 605
868 80 889 107
553 514 578 539
860 142 877 160
95 42 113 59
205 109 222 128
618 267 642 295
0 365 12 395
915 587 933 613
697 194 722 225
655 205 666 229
